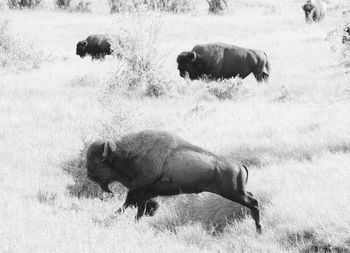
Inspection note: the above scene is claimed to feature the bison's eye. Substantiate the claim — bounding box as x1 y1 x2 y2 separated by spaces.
94 157 106 165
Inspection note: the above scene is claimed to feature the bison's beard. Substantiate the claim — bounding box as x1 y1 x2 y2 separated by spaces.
99 182 113 193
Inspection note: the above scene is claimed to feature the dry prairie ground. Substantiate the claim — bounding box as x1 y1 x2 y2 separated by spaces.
1 1 350 252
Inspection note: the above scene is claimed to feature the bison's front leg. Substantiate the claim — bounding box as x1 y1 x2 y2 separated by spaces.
116 189 159 219
115 190 139 214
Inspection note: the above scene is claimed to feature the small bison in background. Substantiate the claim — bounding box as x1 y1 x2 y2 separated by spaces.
177 43 270 83
302 0 325 23
85 130 262 233
76 34 112 60
342 25 350 44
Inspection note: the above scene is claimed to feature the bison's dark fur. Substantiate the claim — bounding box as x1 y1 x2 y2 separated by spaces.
302 0 325 23
85 130 262 233
177 42 270 83
342 25 350 44
76 34 112 60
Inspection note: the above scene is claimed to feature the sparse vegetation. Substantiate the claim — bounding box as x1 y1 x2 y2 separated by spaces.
108 12 174 98
206 77 243 100
109 0 194 14
207 0 227 14
7 0 41 9
0 18 42 69
56 0 70 9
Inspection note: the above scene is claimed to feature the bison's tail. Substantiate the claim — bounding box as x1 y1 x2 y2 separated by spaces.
265 52 271 75
242 164 249 184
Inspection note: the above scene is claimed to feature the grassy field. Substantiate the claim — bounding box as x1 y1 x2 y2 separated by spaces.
1 1 350 252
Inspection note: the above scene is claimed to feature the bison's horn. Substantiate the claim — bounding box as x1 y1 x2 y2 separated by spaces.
191 51 197 62
103 140 109 158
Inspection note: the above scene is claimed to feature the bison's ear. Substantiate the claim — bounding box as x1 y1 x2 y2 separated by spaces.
102 141 116 162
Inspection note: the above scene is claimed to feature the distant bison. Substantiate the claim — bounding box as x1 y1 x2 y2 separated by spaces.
302 0 325 23
177 43 270 83
76 34 112 59
85 130 262 233
342 25 350 44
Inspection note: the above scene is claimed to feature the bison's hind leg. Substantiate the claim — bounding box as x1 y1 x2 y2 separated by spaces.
145 199 159 217
136 199 159 219
218 190 262 234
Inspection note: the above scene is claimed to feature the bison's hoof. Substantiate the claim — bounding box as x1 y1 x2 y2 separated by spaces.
256 225 262 234
115 207 125 215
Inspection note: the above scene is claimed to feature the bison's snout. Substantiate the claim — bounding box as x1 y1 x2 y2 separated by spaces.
179 71 186 78
99 183 113 194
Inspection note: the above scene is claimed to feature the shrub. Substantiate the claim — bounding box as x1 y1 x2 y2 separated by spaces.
109 0 142 13
207 0 227 14
7 0 41 8
146 0 194 13
75 0 90 12
109 0 194 14
56 0 91 12
56 0 70 9
0 19 42 70
108 12 174 98
207 77 243 100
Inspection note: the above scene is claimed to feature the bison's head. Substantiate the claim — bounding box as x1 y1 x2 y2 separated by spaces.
344 26 350 35
176 51 203 80
85 140 118 193
302 3 315 22
76 40 88 58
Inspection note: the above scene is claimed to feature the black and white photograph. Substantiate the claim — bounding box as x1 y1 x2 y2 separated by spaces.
1 0 350 252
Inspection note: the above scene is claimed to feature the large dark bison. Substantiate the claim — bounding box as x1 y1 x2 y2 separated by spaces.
85 130 262 233
176 43 270 83
76 34 112 60
302 0 325 23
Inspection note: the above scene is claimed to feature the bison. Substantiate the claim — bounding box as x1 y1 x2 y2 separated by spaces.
302 0 325 23
76 34 112 60
85 130 262 233
176 43 270 83
342 25 350 44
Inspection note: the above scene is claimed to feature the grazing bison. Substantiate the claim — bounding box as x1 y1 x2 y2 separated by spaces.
176 43 270 83
85 130 262 233
302 0 325 23
342 25 350 44
76 34 112 59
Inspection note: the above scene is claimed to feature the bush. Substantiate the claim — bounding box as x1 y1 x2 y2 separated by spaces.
109 0 194 14
75 0 90 12
7 0 41 8
147 0 194 13
56 0 91 12
56 0 70 9
0 19 42 70
108 12 174 98
207 77 243 100
207 0 227 14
